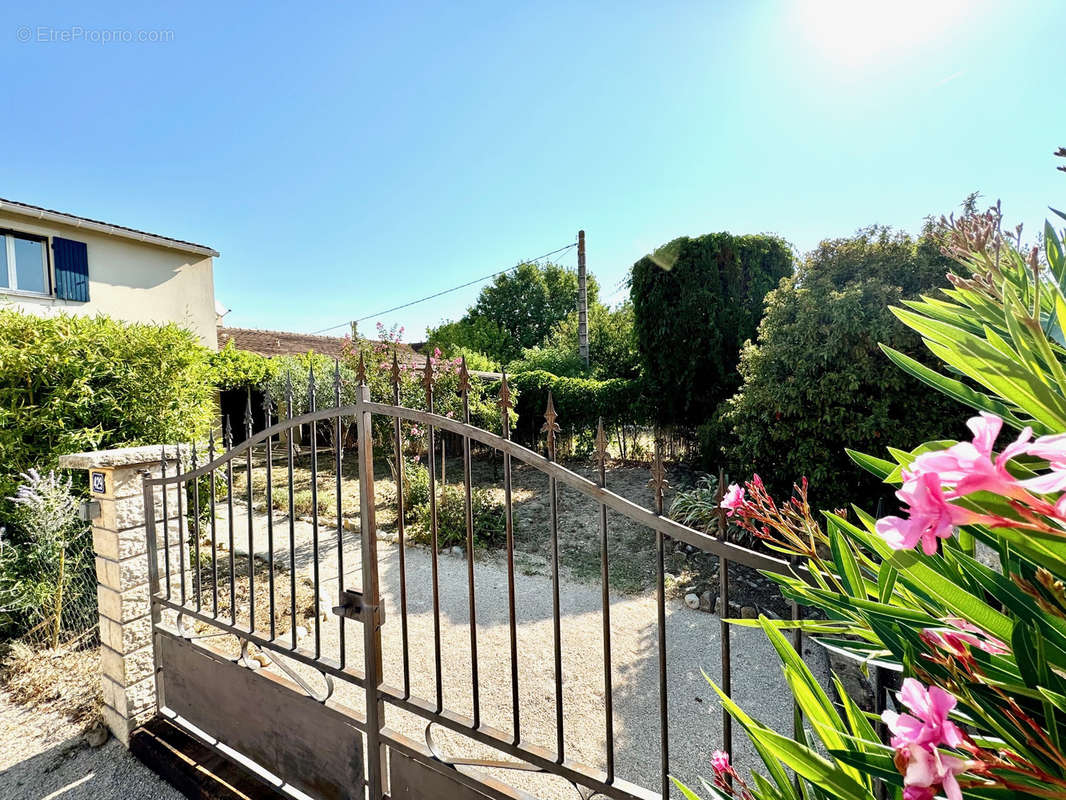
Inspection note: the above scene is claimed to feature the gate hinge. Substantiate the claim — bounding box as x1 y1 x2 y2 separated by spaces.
332 589 385 628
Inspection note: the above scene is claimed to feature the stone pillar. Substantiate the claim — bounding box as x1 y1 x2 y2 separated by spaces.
59 445 187 746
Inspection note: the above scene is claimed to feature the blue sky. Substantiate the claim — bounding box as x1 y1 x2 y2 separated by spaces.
2 1 1062 339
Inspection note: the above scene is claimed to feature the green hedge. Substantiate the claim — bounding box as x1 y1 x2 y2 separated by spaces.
510 369 642 441
0 310 216 509
210 341 278 390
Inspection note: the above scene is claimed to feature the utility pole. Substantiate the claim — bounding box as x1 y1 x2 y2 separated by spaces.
577 229 589 368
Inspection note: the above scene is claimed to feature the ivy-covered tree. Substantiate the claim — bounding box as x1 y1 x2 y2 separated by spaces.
630 232 793 425
722 224 964 511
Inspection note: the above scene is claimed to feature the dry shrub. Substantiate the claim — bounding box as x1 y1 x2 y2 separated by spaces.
0 640 100 728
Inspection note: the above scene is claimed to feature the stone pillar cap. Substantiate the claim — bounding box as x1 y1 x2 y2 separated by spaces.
58 444 190 470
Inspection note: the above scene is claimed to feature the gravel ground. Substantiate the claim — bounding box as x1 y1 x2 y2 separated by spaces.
0 688 181 800
214 503 824 799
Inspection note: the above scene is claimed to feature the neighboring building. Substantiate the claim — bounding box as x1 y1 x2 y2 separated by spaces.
216 327 431 443
218 327 504 380
218 326 357 360
0 197 220 347
217 326 429 367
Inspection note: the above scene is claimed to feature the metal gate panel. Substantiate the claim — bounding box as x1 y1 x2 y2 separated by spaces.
158 632 364 800
389 754 501 800
144 363 811 800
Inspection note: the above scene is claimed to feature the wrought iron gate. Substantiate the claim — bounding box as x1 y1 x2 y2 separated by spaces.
142 357 806 800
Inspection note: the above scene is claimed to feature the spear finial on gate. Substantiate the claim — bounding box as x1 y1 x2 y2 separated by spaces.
498 370 512 412
648 432 669 512
334 358 343 405
285 371 293 419
261 385 273 426
245 387 254 439
390 351 401 391
356 352 366 387
307 362 317 412
595 416 609 468
224 415 233 449
541 391 561 460
208 428 216 461
422 353 434 405
458 356 470 395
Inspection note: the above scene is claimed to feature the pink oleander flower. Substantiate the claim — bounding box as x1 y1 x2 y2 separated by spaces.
882 679 966 750
922 617 1009 659
908 413 1032 500
1021 431 1066 494
720 484 745 515
710 749 731 775
902 786 936 800
875 472 981 555
896 742 971 800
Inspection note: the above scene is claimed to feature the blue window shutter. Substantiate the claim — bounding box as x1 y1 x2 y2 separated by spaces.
53 237 89 301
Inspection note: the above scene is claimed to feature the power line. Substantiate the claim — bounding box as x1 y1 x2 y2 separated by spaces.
603 275 630 303
310 242 577 335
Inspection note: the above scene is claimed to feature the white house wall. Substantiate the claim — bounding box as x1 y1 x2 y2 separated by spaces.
0 210 218 348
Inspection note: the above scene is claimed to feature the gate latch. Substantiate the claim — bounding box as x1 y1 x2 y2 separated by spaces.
332 589 385 627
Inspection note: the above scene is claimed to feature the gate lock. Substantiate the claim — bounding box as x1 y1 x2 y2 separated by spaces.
332 589 385 628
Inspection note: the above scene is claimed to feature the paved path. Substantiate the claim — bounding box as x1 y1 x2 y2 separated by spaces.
208 506 827 799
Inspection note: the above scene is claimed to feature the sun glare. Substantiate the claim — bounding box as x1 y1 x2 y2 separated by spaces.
792 0 971 69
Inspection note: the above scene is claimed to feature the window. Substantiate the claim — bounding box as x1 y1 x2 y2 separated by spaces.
0 232 48 294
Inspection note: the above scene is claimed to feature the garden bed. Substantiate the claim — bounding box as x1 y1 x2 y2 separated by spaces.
227 451 787 614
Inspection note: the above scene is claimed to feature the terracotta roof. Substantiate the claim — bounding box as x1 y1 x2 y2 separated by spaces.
217 326 425 364
0 197 218 257
218 326 501 379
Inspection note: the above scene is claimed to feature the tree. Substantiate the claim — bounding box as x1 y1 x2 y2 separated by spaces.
428 262 597 364
630 232 793 425
722 225 964 512
543 300 640 379
426 316 503 361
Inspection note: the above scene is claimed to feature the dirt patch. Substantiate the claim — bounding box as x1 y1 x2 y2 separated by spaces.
0 641 101 730
187 551 319 655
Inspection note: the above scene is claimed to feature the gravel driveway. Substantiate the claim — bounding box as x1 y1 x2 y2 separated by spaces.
215 505 820 799
0 689 181 800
